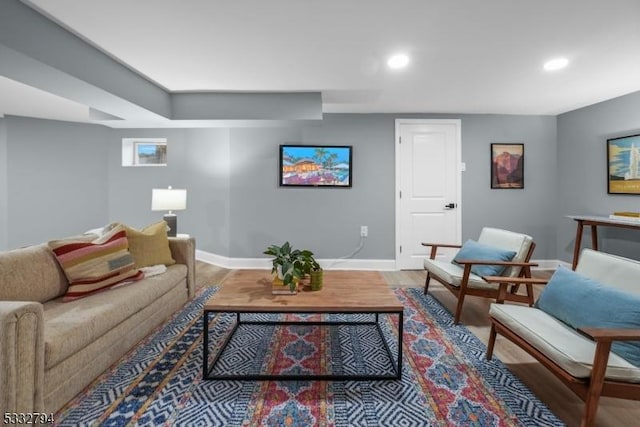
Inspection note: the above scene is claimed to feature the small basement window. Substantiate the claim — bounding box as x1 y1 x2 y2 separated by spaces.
122 138 167 167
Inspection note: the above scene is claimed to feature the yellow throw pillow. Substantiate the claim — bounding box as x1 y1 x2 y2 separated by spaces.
123 221 176 269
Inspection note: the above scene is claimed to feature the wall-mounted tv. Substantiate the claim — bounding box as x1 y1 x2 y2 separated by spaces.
279 145 352 187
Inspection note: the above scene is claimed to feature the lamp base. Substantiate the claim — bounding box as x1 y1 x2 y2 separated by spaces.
163 213 177 237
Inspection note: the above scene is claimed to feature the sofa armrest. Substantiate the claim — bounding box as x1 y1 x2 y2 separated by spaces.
0 302 44 415
168 236 196 298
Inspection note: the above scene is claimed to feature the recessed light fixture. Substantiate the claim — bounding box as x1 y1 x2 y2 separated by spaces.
387 53 410 69
543 57 569 71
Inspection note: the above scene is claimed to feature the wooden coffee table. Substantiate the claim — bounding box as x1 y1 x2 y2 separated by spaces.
203 270 404 381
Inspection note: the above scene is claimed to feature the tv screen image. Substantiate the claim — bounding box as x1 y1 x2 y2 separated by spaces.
279 145 352 187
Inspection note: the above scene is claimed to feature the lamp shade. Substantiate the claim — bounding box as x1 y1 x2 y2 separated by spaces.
152 188 187 211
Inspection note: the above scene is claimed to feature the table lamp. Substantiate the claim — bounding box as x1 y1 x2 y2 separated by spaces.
152 186 187 237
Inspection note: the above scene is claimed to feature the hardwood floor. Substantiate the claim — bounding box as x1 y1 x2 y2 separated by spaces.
195 262 639 427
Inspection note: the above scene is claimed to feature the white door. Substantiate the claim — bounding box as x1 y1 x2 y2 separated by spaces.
395 119 462 270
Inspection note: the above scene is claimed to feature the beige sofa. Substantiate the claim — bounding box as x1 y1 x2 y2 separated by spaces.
0 235 195 415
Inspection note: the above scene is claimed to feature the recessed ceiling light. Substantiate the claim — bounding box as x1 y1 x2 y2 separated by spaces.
387 53 410 69
543 57 569 71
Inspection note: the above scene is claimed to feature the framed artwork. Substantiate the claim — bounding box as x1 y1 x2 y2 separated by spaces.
491 143 524 189
607 133 640 194
279 145 352 187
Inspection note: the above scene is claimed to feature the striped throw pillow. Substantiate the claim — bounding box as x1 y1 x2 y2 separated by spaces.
49 224 143 301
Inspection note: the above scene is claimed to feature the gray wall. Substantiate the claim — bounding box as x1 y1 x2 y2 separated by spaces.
557 91 640 262
228 116 395 259
0 118 7 250
108 129 188 228
4 116 110 248
0 113 559 261
106 128 231 255
459 115 558 257
183 128 231 255
225 114 557 259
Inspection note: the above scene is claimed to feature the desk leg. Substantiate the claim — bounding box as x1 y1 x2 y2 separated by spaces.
590 225 599 251
572 220 584 270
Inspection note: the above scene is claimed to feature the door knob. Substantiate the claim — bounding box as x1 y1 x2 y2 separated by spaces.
444 203 457 209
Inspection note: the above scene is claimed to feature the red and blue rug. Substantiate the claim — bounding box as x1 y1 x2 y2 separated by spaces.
54 287 564 426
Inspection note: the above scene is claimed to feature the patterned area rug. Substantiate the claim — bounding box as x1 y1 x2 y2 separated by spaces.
54 287 564 426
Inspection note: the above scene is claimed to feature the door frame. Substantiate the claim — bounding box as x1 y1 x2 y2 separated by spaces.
394 118 463 269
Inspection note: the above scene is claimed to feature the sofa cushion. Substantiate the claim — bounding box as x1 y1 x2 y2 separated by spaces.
452 239 516 277
48 225 143 301
0 244 69 302
121 221 176 269
535 265 640 367
490 304 640 382
43 264 187 369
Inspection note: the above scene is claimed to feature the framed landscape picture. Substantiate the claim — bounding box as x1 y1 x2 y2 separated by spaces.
607 133 640 194
491 143 524 189
279 145 352 187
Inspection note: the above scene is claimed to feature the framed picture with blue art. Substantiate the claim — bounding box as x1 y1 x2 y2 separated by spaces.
607 133 640 194
279 145 352 187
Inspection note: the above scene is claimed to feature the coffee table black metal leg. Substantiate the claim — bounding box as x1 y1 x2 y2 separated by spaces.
204 310 404 381
203 310 209 378
397 310 403 379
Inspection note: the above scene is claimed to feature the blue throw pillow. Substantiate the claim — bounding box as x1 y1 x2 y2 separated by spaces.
536 266 640 367
452 239 517 277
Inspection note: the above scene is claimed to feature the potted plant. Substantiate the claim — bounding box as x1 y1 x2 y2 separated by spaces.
300 250 323 291
263 241 305 293
263 242 323 293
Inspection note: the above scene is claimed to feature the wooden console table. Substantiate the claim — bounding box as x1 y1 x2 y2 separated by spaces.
567 215 640 269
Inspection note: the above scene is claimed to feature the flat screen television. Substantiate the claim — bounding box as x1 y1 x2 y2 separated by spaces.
279 145 352 187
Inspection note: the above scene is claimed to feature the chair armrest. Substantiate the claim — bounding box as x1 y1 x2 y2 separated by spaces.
421 243 462 259
579 327 640 342
168 236 196 298
0 301 45 414
482 276 549 285
482 276 549 303
454 259 539 267
421 242 462 248
577 327 640 388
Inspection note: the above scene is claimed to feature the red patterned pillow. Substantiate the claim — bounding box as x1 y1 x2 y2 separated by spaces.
49 224 143 301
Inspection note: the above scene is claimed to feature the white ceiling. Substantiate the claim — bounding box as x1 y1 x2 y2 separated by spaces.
3 0 640 125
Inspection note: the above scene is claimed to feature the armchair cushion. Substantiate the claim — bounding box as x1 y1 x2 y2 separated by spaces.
536 266 640 367
424 258 499 290
489 304 640 382
452 239 517 277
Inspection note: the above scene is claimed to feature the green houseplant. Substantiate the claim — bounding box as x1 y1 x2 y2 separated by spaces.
300 251 323 291
263 242 322 292
263 242 308 292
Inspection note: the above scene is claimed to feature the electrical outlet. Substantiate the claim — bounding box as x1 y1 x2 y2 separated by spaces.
360 225 368 237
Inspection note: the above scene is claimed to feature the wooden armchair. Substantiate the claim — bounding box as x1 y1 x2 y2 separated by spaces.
422 227 539 324
487 249 640 427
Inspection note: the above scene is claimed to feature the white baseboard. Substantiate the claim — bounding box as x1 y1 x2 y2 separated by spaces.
195 250 396 271
195 250 271 270
196 250 567 271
